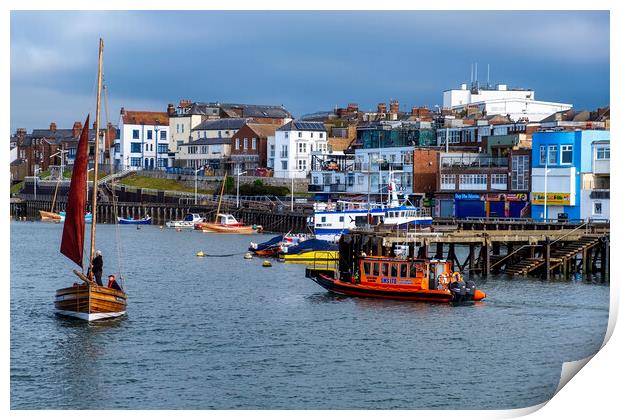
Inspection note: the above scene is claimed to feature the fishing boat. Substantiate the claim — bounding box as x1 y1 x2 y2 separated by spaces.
199 174 262 234
165 213 203 228
54 38 127 321
280 238 339 263
118 215 152 225
309 173 432 242
306 256 486 303
201 213 260 234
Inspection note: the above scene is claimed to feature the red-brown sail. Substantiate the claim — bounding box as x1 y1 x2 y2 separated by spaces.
60 115 90 267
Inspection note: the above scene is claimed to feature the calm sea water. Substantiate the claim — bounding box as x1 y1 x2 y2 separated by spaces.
10 221 609 409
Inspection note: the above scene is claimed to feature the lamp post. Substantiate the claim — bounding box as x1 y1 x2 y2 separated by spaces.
543 155 549 221
236 167 247 208
50 149 68 179
33 166 41 201
154 125 160 170
194 166 203 205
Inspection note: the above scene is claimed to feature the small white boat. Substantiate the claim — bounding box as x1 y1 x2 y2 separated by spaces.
165 213 203 228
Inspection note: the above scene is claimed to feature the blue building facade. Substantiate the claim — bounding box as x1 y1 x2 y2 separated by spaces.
531 130 610 221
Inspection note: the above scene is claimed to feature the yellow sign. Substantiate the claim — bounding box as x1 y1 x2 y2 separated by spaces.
531 192 571 205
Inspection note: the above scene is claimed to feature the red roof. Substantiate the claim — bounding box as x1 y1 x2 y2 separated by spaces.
122 111 169 126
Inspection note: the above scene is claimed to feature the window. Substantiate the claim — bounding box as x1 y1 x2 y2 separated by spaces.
441 174 456 189
540 145 546 165
319 133 324 139
252 138 256 150
158 144 167 153
235 139 240 150
310 132 314 138
243 138 248 150
130 143 141 153
400 264 408 278
511 155 529 190
459 174 487 185
285 132 289 139
176 124 179 134
597 146 610 159
160 131 167 140
373 263 380 276
130 157 141 166
339 216 344 222
321 216 326 223
382 263 389 276
218 131 222 138
594 202 602 215
391 264 398 277
548 145 558 164
157 158 167 168
181 124 184 133
491 174 507 185
298 132 302 138
363 262 371 275
132 129 139 140
313 176 319 184
298 160 307 170
561 145 573 164
281 161 288 170
147 130 153 140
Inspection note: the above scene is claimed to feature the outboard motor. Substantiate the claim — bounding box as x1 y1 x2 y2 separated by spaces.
449 280 467 303
465 280 477 301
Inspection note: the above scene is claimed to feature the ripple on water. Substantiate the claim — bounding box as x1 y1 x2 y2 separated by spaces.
10 222 610 409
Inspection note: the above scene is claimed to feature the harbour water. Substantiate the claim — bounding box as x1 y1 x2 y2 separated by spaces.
10 221 609 409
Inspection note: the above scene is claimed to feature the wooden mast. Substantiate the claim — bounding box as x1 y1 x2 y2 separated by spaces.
214 172 227 222
88 38 104 273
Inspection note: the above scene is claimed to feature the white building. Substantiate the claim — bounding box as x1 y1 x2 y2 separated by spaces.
115 109 170 169
167 102 219 164
273 121 328 179
443 83 572 122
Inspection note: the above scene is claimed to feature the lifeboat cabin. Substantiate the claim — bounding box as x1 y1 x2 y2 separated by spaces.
306 256 486 303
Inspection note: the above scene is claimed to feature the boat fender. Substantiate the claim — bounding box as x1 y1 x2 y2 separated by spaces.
473 289 486 301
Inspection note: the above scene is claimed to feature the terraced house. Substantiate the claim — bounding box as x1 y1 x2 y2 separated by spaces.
115 109 169 170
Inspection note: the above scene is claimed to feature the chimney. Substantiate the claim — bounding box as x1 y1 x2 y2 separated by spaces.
72 121 83 137
179 99 192 108
378 102 387 114
120 107 126 116
49 122 57 132
389 99 399 114
167 103 175 116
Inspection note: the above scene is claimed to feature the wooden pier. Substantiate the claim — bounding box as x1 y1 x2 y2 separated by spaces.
340 224 610 280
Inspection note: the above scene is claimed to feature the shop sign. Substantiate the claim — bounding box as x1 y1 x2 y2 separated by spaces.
531 192 571 205
454 193 480 200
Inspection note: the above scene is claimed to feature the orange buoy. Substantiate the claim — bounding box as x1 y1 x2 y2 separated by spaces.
473 289 486 301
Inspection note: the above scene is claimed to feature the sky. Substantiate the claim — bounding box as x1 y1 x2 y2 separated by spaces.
10 10 610 131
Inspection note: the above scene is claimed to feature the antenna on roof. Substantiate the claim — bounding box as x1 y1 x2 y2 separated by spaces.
487 64 490 87
470 63 474 86
474 62 478 87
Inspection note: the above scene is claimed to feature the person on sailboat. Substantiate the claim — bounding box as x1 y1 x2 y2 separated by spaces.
107 274 122 291
92 250 103 286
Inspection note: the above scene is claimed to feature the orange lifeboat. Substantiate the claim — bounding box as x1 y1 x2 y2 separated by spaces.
307 257 486 304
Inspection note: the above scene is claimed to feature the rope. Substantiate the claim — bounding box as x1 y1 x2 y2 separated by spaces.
103 74 126 290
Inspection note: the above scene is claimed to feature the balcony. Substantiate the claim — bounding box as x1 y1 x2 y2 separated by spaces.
308 184 347 193
280 151 288 158
441 155 508 169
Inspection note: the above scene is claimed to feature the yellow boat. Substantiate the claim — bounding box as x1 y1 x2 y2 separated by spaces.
282 250 339 263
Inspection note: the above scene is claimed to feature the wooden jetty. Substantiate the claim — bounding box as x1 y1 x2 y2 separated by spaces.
341 223 609 280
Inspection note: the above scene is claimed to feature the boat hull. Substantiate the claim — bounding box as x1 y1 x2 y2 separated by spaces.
39 210 62 222
118 217 152 225
283 250 339 262
201 223 257 234
310 272 456 303
54 283 127 321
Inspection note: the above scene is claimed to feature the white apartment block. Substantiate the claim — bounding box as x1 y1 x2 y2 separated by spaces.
443 83 572 122
273 121 328 179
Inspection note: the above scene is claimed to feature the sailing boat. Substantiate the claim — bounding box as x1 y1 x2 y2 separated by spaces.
39 174 63 222
200 172 262 234
54 38 127 321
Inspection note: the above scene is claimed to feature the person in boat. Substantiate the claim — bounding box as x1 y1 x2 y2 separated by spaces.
107 274 122 291
92 250 103 286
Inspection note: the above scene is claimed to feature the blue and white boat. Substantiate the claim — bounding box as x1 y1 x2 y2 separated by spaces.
309 176 432 242
117 216 152 225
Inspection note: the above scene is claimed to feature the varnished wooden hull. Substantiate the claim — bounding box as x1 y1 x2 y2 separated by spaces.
201 223 257 234
55 283 127 321
39 210 62 222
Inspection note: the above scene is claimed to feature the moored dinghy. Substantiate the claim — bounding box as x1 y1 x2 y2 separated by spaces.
54 38 127 321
